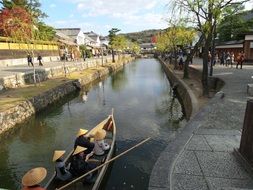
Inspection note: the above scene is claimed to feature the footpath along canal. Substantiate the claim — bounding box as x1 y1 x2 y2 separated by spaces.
0 58 186 190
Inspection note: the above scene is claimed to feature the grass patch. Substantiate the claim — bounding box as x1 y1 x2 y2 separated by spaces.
0 78 70 111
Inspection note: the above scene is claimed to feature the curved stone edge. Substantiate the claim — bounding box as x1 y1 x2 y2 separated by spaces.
159 58 199 120
148 59 225 190
0 57 135 136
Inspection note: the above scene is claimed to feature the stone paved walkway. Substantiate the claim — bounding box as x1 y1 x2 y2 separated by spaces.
149 58 253 190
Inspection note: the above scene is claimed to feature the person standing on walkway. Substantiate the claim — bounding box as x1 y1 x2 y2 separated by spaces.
37 54 43 66
214 53 219 66
225 51 231 67
27 54 34 67
220 51 225 66
21 167 47 190
236 51 245 69
231 52 235 68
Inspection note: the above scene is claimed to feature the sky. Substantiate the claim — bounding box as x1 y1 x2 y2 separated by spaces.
40 0 253 36
40 0 170 36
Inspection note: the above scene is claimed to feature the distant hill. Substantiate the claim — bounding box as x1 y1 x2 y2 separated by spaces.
120 29 163 44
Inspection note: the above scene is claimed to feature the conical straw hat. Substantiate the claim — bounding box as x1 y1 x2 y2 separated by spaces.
73 146 87 155
76 129 88 137
52 150 66 162
94 129 106 141
22 167 47 186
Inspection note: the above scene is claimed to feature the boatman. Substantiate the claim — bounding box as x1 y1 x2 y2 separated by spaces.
74 129 94 154
21 167 47 190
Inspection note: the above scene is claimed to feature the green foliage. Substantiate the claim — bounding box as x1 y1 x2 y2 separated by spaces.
79 45 93 58
217 10 253 42
1 0 27 9
33 22 55 40
156 27 195 52
128 41 140 54
111 35 128 51
121 29 162 44
108 28 121 46
1 0 47 20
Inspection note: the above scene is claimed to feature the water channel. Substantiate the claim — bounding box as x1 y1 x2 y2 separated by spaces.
0 58 186 190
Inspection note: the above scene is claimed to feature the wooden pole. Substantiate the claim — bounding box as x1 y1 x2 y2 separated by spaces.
56 137 151 190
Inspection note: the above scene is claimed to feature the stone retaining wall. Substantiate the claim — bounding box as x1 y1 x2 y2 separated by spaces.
0 56 124 89
159 58 199 120
0 56 134 135
0 55 60 66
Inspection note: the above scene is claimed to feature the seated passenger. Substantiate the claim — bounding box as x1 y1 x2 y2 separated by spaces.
93 129 110 156
69 146 98 178
53 150 72 181
74 129 94 154
21 167 47 190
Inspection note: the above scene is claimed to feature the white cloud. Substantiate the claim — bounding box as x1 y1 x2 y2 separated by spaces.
144 1 157 10
245 1 253 10
72 0 168 17
47 0 169 35
49 3 56 8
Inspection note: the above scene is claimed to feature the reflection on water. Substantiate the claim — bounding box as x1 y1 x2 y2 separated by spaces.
0 58 186 190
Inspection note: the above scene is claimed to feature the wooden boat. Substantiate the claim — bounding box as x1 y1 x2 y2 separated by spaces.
45 110 116 190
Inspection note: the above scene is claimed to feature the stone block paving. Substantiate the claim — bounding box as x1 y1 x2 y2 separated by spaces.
170 59 253 190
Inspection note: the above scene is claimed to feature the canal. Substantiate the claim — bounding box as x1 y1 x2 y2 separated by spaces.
0 58 186 190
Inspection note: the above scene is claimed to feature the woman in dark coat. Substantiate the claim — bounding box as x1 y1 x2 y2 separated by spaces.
69 146 98 180
74 129 94 154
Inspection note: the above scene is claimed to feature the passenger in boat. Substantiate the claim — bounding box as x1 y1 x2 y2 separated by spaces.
52 150 72 181
69 146 98 178
93 129 110 156
74 129 95 154
21 167 47 190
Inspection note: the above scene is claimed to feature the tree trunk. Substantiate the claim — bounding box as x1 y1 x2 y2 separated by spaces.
184 34 204 79
173 49 178 70
202 35 212 96
210 22 216 77
183 58 189 78
112 49 115 63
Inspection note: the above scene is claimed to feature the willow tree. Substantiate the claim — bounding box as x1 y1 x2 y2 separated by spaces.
129 41 141 55
172 0 250 96
156 25 196 72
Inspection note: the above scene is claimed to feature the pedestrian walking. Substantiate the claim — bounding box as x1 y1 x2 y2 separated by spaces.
37 54 43 66
27 54 34 67
220 52 225 66
225 52 231 67
230 52 235 68
208 51 212 66
214 53 219 66
236 51 245 69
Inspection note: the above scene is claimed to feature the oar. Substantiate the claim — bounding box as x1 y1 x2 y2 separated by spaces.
56 137 151 190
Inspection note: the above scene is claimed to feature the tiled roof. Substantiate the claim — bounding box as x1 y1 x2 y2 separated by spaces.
55 28 81 37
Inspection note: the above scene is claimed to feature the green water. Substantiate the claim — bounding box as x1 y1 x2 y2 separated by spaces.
0 58 186 190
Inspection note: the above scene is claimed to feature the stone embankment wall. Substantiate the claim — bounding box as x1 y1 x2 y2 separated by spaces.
159 58 225 120
159 58 199 120
0 56 134 135
0 56 122 89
